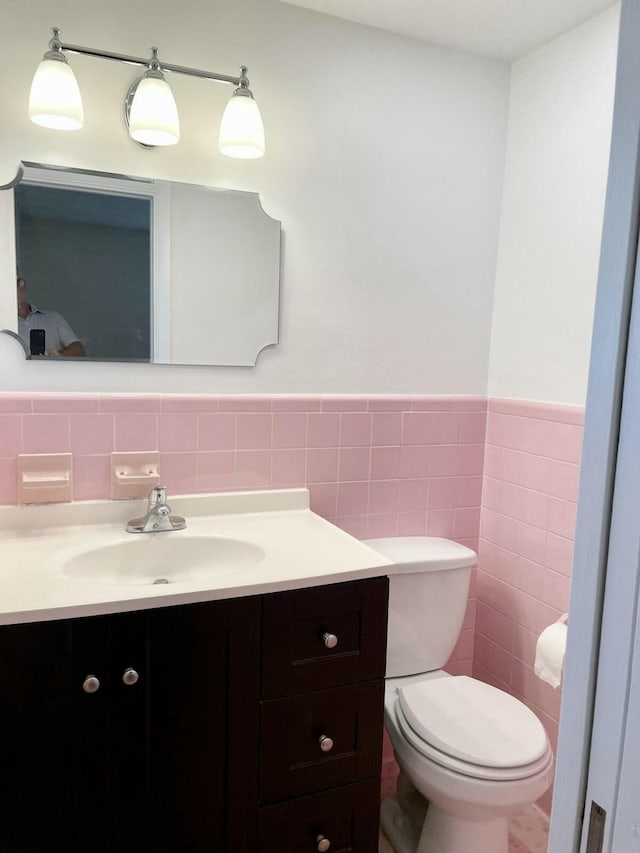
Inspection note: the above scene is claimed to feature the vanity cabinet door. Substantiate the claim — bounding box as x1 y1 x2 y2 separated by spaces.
72 610 148 853
0 619 74 853
146 596 261 853
0 614 147 853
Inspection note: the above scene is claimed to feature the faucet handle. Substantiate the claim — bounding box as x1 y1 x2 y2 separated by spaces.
148 485 167 509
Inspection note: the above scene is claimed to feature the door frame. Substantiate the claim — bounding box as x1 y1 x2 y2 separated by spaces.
549 1 640 850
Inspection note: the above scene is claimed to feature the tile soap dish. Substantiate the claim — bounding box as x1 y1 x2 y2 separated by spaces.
111 451 160 500
17 453 73 504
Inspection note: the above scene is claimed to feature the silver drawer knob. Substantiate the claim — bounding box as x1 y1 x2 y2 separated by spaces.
319 734 334 753
82 675 100 694
122 668 139 686
322 632 338 649
316 835 331 852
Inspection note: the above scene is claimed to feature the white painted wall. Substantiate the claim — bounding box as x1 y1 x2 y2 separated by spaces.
0 0 509 394
488 6 620 406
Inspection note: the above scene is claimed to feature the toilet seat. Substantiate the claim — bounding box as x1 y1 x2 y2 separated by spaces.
394 676 552 782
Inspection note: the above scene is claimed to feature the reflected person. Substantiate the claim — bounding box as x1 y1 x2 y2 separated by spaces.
17 276 86 357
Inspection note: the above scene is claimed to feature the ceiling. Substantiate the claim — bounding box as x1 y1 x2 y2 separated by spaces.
279 0 618 60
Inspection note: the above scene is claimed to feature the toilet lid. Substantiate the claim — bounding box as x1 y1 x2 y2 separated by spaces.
397 676 549 769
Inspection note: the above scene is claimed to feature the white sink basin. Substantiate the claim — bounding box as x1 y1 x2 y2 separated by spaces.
62 536 265 586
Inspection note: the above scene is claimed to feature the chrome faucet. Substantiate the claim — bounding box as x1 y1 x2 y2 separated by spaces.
126 486 187 534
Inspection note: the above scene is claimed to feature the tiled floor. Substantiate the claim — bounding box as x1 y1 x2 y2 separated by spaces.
508 805 550 852
379 804 550 852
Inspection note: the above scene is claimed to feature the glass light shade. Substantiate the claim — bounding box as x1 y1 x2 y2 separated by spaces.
128 76 180 146
218 93 265 159
29 58 84 130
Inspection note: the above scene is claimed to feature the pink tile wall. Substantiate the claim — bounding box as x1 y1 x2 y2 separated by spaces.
474 398 584 814
0 393 484 554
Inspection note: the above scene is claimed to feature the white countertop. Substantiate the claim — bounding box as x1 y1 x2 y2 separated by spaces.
0 489 393 625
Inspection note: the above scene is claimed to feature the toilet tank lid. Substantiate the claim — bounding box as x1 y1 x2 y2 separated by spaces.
363 537 477 572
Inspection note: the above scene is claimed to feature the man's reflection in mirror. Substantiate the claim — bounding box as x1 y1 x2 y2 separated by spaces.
16 275 86 357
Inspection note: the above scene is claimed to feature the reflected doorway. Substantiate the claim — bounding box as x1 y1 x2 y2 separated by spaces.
15 183 151 361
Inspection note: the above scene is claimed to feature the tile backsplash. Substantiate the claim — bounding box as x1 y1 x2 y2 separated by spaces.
0 394 485 554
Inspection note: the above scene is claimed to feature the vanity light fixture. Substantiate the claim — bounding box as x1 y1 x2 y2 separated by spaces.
29 31 84 130
126 49 180 147
28 28 265 159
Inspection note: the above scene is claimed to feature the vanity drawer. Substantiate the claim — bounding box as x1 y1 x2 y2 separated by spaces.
259 680 384 804
261 576 388 698
258 779 380 853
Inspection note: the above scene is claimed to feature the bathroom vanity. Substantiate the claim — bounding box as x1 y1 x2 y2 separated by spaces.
0 489 390 853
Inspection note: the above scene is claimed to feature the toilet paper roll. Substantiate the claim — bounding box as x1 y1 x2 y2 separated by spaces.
534 618 568 689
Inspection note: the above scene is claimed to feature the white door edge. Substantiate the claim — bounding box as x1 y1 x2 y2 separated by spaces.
549 1 640 850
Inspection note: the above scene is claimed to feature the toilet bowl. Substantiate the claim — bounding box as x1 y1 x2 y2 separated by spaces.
382 673 553 853
363 538 554 853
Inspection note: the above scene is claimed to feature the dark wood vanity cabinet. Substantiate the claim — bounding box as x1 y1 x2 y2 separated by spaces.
0 577 388 853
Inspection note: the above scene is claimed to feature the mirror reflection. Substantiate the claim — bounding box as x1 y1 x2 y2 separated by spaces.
5 163 281 366
16 183 151 360
17 273 87 358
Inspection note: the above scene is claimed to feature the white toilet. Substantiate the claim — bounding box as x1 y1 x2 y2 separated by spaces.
364 536 554 853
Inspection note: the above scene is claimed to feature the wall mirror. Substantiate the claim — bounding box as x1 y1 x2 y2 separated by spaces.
2 162 281 366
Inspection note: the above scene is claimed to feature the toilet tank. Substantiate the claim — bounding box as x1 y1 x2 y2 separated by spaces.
364 537 477 678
